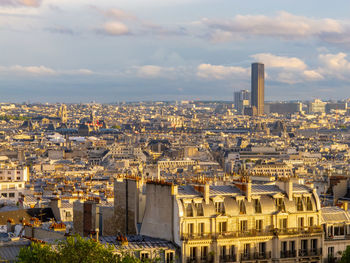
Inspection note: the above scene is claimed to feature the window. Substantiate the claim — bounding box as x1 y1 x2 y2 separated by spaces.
259 242 266 254
306 197 313 211
198 223 205 235
188 223 194 235
185 204 193 217
240 220 248 232
295 197 304 211
281 241 287 252
195 203 204 216
275 198 286 212
289 241 295 252
1 193 7 197
220 246 226 256
328 247 334 257
256 219 263 231
9 193 15 198
229 245 235 257
308 217 314 227
166 252 174 263
215 201 225 214
301 240 308 252
334 225 345 236
298 217 305 228
254 199 262 213
243 244 250 256
17 171 20 174
218 222 227 233
190 247 197 260
311 239 317 252
7 177 11 180
66 211 72 218
140 252 149 260
239 200 246 214
280 218 288 230
201 246 208 260
17 177 20 180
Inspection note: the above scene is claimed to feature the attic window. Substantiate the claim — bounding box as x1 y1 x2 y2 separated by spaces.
275 198 286 212
215 201 225 214
254 199 262 214
195 203 204 216
295 197 304 211
305 197 313 211
185 204 193 217
239 200 246 214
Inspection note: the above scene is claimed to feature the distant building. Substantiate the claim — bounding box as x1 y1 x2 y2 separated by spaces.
0 167 29 203
234 90 251 114
251 63 265 116
325 102 347 114
308 99 326 114
266 102 302 115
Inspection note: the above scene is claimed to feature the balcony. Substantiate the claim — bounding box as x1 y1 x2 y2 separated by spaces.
186 256 214 263
181 233 212 240
280 250 296 258
240 251 271 261
277 226 323 235
220 255 237 262
298 248 322 257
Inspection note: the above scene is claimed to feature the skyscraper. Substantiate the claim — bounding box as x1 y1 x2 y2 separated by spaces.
234 90 251 114
251 63 265 115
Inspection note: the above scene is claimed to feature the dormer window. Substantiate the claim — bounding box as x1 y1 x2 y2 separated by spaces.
295 197 304 211
215 201 225 214
254 199 262 214
195 203 204 216
185 203 193 217
306 197 313 211
239 200 246 214
275 198 286 212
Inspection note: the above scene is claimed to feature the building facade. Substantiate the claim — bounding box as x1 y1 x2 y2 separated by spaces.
251 63 265 116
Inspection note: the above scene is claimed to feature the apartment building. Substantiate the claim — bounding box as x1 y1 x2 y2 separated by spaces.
115 178 324 263
0 167 29 202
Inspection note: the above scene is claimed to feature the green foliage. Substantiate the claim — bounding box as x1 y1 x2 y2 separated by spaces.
18 235 161 263
0 115 31 121
17 242 58 263
340 246 350 263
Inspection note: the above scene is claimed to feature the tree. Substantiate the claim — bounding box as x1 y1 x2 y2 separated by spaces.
340 246 350 263
17 242 58 263
17 235 139 263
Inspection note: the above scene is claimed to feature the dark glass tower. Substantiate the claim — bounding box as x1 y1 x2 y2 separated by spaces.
251 63 265 115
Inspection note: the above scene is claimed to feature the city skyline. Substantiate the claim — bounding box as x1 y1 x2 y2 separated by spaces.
1 0 350 102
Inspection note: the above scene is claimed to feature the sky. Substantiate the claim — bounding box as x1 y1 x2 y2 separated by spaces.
1 0 350 103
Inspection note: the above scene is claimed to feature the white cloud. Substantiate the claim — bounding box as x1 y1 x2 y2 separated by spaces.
251 53 307 70
198 11 345 43
197 64 248 79
103 8 136 21
136 65 174 78
0 0 42 7
317 52 350 80
7 65 56 75
103 21 129 35
0 65 95 76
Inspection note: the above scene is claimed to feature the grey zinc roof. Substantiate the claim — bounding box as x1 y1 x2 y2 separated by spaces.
209 185 241 196
293 184 311 193
251 184 282 195
99 235 177 251
321 207 350 223
177 185 198 196
0 240 31 261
